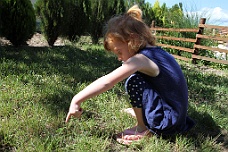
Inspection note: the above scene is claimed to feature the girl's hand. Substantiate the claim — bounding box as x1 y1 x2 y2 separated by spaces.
65 103 83 123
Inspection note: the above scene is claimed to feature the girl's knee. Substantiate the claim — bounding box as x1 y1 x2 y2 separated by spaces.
125 74 146 108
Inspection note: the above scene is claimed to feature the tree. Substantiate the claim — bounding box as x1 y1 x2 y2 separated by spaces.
0 0 36 46
152 0 167 27
125 0 145 8
166 3 184 27
88 0 125 44
141 2 154 26
0 1 2 36
35 0 66 46
62 0 90 42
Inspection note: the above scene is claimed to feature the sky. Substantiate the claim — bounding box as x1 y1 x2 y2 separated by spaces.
145 0 228 26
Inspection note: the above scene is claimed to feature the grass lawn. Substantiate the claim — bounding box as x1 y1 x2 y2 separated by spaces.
0 43 227 151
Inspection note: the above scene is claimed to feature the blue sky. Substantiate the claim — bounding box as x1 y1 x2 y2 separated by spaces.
145 0 228 25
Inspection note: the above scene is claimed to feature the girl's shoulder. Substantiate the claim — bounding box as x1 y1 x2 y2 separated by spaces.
139 46 173 60
139 46 164 54
128 50 160 77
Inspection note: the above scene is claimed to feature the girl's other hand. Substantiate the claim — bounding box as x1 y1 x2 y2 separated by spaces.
65 104 83 123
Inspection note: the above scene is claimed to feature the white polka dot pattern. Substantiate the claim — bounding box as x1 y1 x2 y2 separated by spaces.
125 74 146 108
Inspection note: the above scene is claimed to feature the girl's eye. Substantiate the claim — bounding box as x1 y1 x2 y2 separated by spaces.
117 50 121 54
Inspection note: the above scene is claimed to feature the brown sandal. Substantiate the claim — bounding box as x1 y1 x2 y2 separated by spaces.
115 127 151 145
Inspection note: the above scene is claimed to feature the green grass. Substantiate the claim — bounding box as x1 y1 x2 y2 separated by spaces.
0 44 227 151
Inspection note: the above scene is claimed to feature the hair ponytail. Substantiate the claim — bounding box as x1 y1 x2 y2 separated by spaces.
104 5 156 52
127 5 142 21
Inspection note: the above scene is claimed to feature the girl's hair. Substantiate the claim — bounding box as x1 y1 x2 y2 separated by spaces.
104 5 156 54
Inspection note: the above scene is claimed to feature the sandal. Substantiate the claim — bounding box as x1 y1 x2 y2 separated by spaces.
115 126 151 145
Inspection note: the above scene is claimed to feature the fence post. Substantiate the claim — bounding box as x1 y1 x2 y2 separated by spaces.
151 20 156 35
151 20 156 28
192 18 206 64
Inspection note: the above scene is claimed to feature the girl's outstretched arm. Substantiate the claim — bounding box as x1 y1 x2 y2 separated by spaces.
65 60 138 122
65 54 158 122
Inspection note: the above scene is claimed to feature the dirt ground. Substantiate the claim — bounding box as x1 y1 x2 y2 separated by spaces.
0 32 65 47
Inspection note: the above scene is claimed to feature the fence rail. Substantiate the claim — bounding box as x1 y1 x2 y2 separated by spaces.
151 18 228 65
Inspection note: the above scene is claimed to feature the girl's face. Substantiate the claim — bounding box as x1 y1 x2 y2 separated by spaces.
108 37 134 62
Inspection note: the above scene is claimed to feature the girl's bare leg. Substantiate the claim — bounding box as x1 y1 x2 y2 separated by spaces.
132 107 147 132
116 108 150 144
121 107 147 132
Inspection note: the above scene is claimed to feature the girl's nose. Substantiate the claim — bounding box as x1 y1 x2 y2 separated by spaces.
118 57 122 61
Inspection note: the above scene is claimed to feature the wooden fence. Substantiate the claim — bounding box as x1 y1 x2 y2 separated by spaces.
150 18 228 65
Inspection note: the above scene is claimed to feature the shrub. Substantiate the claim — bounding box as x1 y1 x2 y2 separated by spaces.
35 0 66 46
0 1 2 36
88 0 125 44
61 0 90 42
0 0 36 46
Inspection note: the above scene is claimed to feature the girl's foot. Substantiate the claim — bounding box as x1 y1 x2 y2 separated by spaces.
115 126 151 145
121 108 136 118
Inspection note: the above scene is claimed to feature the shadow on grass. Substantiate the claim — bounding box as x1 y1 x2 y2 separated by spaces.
187 105 228 149
0 44 120 108
0 130 14 152
0 45 120 82
1 45 227 150
0 45 120 126
181 64 228 117
0 44 122 150
181 64 228 150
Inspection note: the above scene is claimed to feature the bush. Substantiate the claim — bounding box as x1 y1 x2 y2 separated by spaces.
88 0 125 44
0 0 36 46
61 0 90 42
0 1 2 36
35 0 66 46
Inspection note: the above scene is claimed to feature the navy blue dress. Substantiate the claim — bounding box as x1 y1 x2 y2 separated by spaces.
128 46 195 136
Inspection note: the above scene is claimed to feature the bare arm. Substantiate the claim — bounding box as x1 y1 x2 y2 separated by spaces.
65 54 159 122
65 61 137 122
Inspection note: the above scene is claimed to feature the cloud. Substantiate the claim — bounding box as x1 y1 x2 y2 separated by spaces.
199 7 228 25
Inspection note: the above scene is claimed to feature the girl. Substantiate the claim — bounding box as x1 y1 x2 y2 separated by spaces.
65 5 195 145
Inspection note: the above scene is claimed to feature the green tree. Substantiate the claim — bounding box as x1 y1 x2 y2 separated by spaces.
0 1 2 36
121 1 155 27
165 3 184 27
168 3 197 39
35 0 66 46
152 0 167 27
0 0 36 46
125 0 145 8
88 0 125 44
62 0 90 42
141 2 154 26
